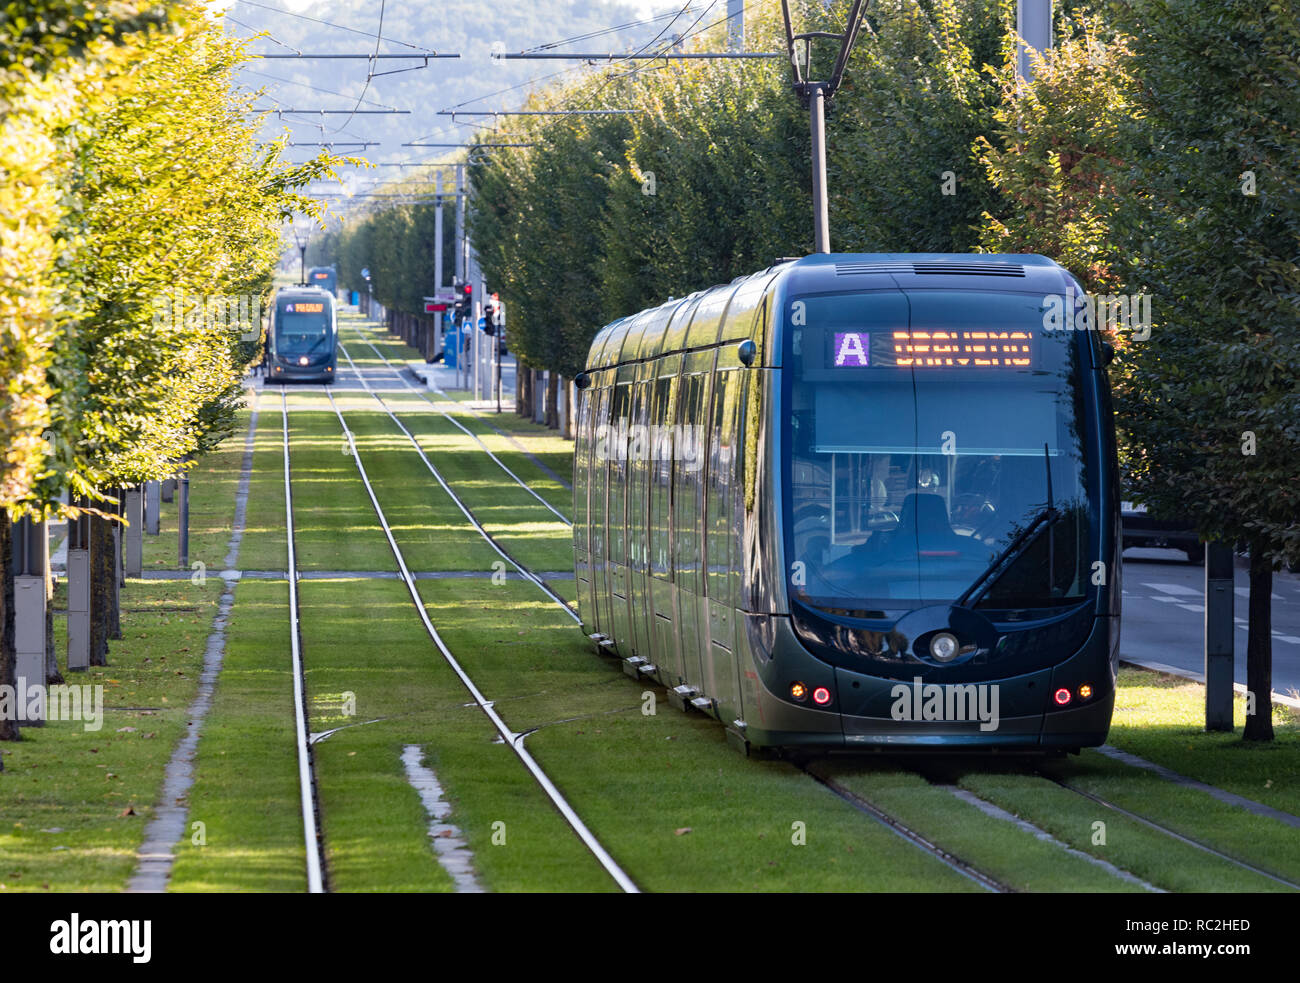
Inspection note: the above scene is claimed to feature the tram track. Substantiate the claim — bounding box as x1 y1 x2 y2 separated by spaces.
1034 767 1300 891
319 384 637 893
335 340 579 620
800 764 1013 893
278 388 329 894
340 328 572 526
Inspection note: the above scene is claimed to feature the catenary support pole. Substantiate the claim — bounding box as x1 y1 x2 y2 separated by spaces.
809 84 830 253
1015 0 1053 83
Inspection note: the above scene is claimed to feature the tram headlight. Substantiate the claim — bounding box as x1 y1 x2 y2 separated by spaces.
790 682 808 702
930 632 960 662
298 355 309 366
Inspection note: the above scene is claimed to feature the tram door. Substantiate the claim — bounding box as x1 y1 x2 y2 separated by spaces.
573 383 594 631
624 367 654 661
672 351 714 702
648 358 683 684
605 372 635 653
588 382 612 640
702 349 745 723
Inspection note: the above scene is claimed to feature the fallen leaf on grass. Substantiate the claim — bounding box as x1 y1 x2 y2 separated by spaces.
117 727 137 733
674 827 692 836
118 807 136 817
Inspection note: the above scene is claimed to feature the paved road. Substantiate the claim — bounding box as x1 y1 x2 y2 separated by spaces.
1121 547 1300 701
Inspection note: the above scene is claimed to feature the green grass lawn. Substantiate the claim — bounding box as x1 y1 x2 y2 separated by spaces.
0 579 224 892
144 406 252 573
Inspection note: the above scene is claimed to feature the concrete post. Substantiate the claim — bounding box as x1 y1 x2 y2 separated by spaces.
125 486 143 577
66 509 90 672
1205 542 1235 731
161 477 175 503
14 517 48 724
145 480 160 535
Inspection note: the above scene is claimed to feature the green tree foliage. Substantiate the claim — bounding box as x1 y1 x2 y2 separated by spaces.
1104 0 1300 740
833 0 1012 253
1 1 336 745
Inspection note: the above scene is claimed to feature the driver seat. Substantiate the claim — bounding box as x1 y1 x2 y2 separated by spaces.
898 492 970 556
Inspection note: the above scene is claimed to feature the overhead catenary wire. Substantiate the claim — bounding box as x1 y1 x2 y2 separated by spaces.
234 0 439 52
239 69 402 110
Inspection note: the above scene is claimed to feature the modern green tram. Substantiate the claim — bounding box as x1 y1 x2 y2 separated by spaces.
573 253 1121 754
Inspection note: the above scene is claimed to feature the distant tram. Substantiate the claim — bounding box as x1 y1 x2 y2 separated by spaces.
307 265 338 296
573 253 1121 754
266 286 337 383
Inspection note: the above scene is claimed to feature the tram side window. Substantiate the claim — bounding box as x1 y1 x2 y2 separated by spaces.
589 386 609 560
649 373 675 580
673 374 704 591
608 383 630 565
705 368 736 607
627 380 651 568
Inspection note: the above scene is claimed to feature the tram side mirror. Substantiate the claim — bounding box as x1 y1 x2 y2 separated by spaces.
574 371 592 390
738 339 757 367
1101 341 1115 366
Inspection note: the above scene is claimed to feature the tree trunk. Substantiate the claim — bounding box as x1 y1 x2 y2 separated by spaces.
0 511 19 746
90 515 115 667
517 366 530 418
545 370 559 429
1243 543 1274 742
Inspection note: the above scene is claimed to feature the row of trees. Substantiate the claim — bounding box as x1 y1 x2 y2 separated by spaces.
319 0 1297 739
0 1 335 755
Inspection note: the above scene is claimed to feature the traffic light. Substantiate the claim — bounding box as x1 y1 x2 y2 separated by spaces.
482 295 496 336
454 281 473 322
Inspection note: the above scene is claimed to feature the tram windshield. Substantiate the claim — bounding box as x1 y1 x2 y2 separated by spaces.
275 299 333 358
785 289 1093 617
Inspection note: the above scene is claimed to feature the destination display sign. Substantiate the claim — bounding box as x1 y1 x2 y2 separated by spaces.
828 329 1032 369
285 302 325 313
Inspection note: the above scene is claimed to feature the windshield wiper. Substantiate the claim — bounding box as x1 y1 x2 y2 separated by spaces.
957 443 1059 609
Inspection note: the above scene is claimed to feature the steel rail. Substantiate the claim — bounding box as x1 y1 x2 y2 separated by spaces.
340 331 573 526
322 386 636 892
280 389 327 893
